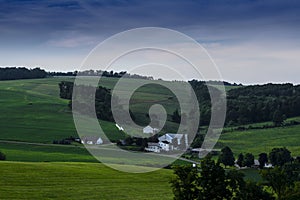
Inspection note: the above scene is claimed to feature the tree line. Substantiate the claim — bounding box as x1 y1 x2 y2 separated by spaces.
175 81 300 127
50 69 154 80
0 67 47 80
59 81 135 123
59 81 114 121
226 83 300 126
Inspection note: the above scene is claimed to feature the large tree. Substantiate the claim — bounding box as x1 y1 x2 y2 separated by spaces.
244 153 255 167
199 156 232 200
237 153 244 167
170 165 199 200
269 147 292 167
273 110 285 126
261 167 291 200
218 146 235 167
258 153 268 169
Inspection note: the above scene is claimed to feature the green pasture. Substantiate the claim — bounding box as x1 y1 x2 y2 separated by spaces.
0 161 174 200
217 124 300 157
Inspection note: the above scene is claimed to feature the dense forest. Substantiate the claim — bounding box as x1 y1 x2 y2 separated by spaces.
59 81 114 121
226 83 300 125
59 80 300 128
186 81 300 126
0 67 47 80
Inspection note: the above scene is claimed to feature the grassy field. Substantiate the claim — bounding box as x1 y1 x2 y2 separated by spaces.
0 161 174 200
0 77 182 143
217 124 300 157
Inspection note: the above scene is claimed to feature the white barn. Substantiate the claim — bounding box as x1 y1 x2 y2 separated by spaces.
143 125 158 134
81 136 103 145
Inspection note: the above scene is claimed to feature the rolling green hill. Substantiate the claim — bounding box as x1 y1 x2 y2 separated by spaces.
0 77 181 143
0 77 299 163
217 124 300 157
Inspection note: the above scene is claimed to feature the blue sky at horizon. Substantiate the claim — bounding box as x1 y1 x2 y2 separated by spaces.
0 0 300 84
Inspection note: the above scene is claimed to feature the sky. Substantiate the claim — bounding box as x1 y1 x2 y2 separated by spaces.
0 0 300 84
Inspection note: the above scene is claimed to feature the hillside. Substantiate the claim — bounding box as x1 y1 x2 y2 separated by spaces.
217 123 300 157
0 77 299 163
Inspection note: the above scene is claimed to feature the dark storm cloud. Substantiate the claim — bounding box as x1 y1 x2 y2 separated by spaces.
1 0 300 84
1 0 300 39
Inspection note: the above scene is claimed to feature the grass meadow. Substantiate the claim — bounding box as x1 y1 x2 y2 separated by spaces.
217 124 300 157
0 161 174 200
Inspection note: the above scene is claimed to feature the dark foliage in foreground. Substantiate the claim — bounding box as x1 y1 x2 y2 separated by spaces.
171 155 274 200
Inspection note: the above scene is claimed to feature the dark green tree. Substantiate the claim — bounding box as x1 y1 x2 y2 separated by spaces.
269 147 292 167
237 153 244 167
198 155 232 200
124 136 134 145
170 165 199 200
258 153 268 169
260 167 291 200
218 146 235 167
235 181 275 200
273 110 285 126
191 135 204 148
244 153 255 167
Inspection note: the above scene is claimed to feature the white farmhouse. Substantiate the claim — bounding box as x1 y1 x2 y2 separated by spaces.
81 136 103 145
158 133 187 151
159 133 183 144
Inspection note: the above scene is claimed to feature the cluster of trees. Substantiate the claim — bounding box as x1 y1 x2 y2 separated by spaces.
59 81 136 122
0 151 6 160
51 69 154 80
181 81 300 127
226 83 300 126
188 80 225 126
48 71 77 76
59 81 114 121
77 70 154 79
261 166 300 200
171 155 274 200
206 80 243 86
0 67 47 80
117 135 155 151
52 139 71 145
218 146 293 169
218 147 256 168
171 152 300 200
52 136 81 145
